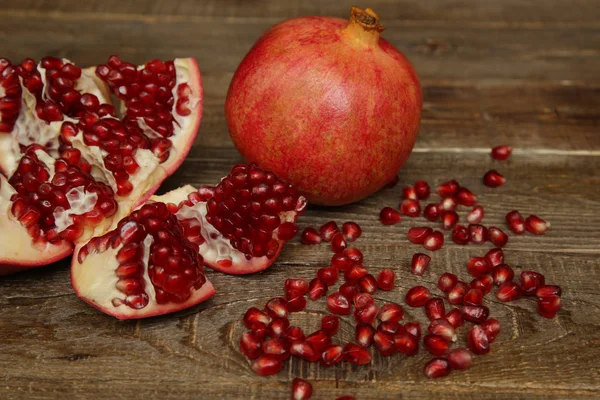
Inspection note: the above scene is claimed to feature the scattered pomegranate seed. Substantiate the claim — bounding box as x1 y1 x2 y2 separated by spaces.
525 215 549 235
340 222 362 243
379 303 404 322
344 264 368 282
317 266 339 286
378 321 401 335
344 247 364 264
394 331 419 355
321 315 340 336
455 187 477 206
327 292 351 315
356 323 376 347
343 343 372 365
470 275 494 295
423 230 444 251
291 378 313 400
467 325 490 355
284 326 305 343
496 281 523 302
379 207 402 225
485 248 504 267
423 203 441 221
505 210 526 234
488 226 509 247
424 298 445 321
520 271 546 296
353 292 374 309
538 295 562 318
448 348 473 370
441 211 459 230
536 285 562 298
400 199 421 217
467 256 492 278
251 355 283 375
429 318 457 342
285 279 309 295
306 330 332 352
447 282 469 305
404 322 422 339
492 264 514 286
250 323 268 340
411 253 431 276
307 278 327 301
407 226 433 244
402 186 418 200
461 305 490 323
483 170 506 187
491 145 512 161
321 344 344 366
438 272 458 292
290 342 320 362
244 307 271 329
301 227 322 245
240 332 262 359
376 268 395 290
463 288 484 306
285 290 307 312
424 357 451 379
331 233 347 253
384 175 399 188
265 297 289 319
469 224 488 244
319 221 339 242
263 338 291 361
440 197 458 212
445 308 464 328
358 274 378 294
354 303 378 324
373 331 395 356
424 334 450 356
331 253 352 270
451 224 470 245
437 180 460 198
466 205 484 224
268 318 290 338
411 180 430 200
480 318 501 342
406 286 431 307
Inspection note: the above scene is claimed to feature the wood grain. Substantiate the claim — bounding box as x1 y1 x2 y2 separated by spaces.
1 0 599 399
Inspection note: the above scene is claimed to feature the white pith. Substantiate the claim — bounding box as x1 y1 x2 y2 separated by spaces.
53 186 98 233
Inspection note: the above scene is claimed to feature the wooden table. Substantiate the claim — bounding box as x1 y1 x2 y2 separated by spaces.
1 1 599 399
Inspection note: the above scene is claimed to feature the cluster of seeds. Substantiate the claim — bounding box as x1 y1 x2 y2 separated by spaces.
0 59 23 133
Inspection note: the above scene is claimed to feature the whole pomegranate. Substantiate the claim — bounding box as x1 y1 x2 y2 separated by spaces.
225 7 422 205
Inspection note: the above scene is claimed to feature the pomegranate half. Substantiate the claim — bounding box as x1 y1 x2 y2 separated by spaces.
225 7 422 205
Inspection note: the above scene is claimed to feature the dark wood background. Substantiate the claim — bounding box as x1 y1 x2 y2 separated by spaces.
1 1 599 398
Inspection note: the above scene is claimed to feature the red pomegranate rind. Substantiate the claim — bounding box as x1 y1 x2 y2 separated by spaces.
71 201 215 320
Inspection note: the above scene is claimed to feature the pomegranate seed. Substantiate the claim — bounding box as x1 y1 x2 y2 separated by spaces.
284 326 305 343
424 334 449 356
445 308 464 328
377 321 401 335
378 303 404 322
407 226 432 244
414 180 431 200
423 231 444 251
448 348 473 370
265 297 288 319
491 145 512 160
469 224 488 244
291 378 313 400
470 275 494 295
356 323 376 347
485 248 504 267
492 264 514 285
250 323 268 340
394 331 419 355
321 344 344 366
306 330 331 352
374 331 396 356
447 282 469 305
536 285 562 299
400 199 421 217
321 315 340 336
251 355 283 376
376 268 395 290
496 281 522 302
440 197 457 212
339 282 360 300
343 343 372 365
480 318 501 342
263 338 291 361
520 271 546 296
285 279 309 295
451 224 470 245
506 210 526 234
538 295 562 318
244 307 271 329
384 175 399 188
456 187 477 206
405 286 431 307
424 298 445 321
327 292 351 315
268 318 290 338
467 256 492 277
301 227 321 245
404 322 421 339
331 253 352 270
488 226 509 247
402 186 418 200
240 332 262 359
525 215 549 235
354 303 378 324
379 207 402 225
307 278 327 301
317 266 339 286
438 272 458 292
466 205 484 224
441 210 459 230
467 325 490 355
429 319 457 342
463 288 484 305
411 253 431 276
290 342 320 362
331 232 347 253
319 221 339 242
342 221 362 242
437 180 459 197
423 203 441 221
344 248 363 264
461 305 489 323
483 170 506 187
358 274 377 294
285 290 307 312
353 292 374 309
424 358 451 379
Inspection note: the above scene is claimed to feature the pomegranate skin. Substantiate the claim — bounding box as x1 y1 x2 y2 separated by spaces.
225 8 422 205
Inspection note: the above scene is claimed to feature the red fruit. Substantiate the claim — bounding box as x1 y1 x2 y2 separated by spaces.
424 298 445 321
344 247 363 264
378 303 404 322
320 221 340 242
436 180 459 198
327 292 351 315
285 290 307 312
353 292 375 309
301 227 321 245
411 253 431 276
470 275 494 295
373 331 395 356
480 318 501 342
291 378 313 400
285 279 309 295
343 343 372 365
448 348 473 370
491 145 512 161
485 248 504 267
439 197 457 212
488 226 509 247
447 282 469 305
377 268 396 290
400 199 421 217
306 330 332 352
394 331 419 355
407 226 432 244
384 175 399 188
380 207 402 225
356 323 376 347
441 211 459 230
463 288 484 306
492 264 514 286
424 334 449 356
225 7 422 206
244 307 271 329
455 187 477 206
263 338 291 361
445 308 464 328
330 232 347 253
469 224 488 244
265 297 289 319
344 264 369 282
429 318 456 342
538 295 562 318
423 231 444 251
461 305 490 323
284 326 305 343
321 315 340 336
525 215 549 235
268 318 290 339
307 278 328 301
520 271 546 296
339 282 360 300
321 344 344 366
466 205 484 224
251 323 268 340
467 256 492 277
483 170 506 187
404 322 421 339
290 342 320 362
505 210 526 234
451 224 470 245
342 221 362 242
358 274 378 294
240 332 263 359
402 186 418 200
354 303 379 324
317 266 339 286
414 180 431 200
331 253 352 270
423 203 441 221
405 285 431 307
251 355 283 376
424 358 451 379
536 285 562 299
496 281 522 302
438 272 458 292
467 325 490 355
